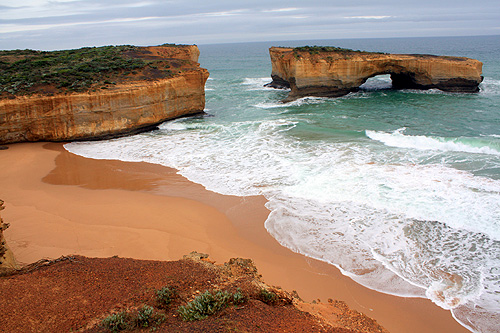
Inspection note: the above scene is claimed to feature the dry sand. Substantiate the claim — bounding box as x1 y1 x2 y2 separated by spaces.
0 142 468 332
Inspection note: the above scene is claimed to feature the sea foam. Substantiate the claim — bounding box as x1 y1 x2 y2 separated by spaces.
366 128 500 156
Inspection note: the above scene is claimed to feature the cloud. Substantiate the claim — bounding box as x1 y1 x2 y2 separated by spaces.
262 8 300 13
0 1 499 50
344 16 392 20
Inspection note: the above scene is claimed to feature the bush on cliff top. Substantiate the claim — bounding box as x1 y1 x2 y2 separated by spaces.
293 45 385 55
177 289 248 321
101 305 165 331
0 45 175 97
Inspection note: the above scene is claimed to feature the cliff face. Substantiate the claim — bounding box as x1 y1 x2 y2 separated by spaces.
0 200 16 274
0 45 209 144
267 47 483 101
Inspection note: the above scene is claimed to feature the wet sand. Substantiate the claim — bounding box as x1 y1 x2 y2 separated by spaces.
0 142 468 332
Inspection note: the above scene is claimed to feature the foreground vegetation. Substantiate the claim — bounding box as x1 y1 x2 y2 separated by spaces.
0 45 177 97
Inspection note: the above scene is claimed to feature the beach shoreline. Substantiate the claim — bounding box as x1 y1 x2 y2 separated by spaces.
0 142 468 332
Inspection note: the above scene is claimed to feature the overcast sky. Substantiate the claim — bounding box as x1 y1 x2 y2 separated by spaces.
0 0 499 50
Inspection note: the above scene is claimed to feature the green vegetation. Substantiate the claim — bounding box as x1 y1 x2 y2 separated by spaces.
258 288 279 305
155 286 176 308
294 45 366 54
0 45 175 96
232 288 247 305
101 311 130 332
177 289 246 321
134 305 165 328
101 305 165 332
292 45 387 57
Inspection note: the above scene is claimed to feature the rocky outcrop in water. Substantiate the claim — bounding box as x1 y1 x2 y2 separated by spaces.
267 46 483 102
0 45 209 144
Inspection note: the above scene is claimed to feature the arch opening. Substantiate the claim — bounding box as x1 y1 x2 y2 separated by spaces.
358 71 426 92
359 74 393 91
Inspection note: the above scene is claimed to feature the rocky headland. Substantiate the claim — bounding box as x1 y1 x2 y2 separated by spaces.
267 46 483 102
0 44 209 144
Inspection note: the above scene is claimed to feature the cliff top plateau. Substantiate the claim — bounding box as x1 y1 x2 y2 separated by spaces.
0 44 200 98
267 46 483 101
0 44 209 144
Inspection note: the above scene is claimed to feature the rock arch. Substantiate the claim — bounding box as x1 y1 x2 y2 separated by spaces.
266 47 483 102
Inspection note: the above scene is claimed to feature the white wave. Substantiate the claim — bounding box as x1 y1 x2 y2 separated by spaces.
366 128 500 156
480 77 500 95
159 120 189 131
255 96 328 109
400 88 448 95
241 77 272 85
240 77 277 91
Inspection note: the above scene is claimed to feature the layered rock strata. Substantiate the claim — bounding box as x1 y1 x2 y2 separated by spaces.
0 45 209 144
267 47 483 102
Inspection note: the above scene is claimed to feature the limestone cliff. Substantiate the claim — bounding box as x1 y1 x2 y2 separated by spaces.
267 46 483 102
0 200 16 274
0 45 209 144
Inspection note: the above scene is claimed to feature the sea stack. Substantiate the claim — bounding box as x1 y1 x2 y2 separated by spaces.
0 44 209 144
267 46 483 102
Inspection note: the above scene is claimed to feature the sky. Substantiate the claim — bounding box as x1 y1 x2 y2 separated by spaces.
0 0 499 50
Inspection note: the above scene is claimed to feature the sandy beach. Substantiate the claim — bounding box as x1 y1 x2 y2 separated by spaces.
0 142 468 332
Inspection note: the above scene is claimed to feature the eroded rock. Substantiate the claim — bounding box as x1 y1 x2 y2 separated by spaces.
267 46 483 102
0 45 209 144
0 200 17 274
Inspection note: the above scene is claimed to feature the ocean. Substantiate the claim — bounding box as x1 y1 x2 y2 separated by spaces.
65 35 500 332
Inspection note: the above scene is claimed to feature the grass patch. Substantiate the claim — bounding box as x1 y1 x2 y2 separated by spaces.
178 289 246 321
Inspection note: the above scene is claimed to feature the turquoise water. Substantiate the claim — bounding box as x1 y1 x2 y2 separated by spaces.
66 35 500 332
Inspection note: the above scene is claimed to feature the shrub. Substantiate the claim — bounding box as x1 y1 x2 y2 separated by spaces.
155 286 176 308
134 305 154 328
101 311 130 332
258 288 278 305
177 290 233 321
232 288 247 305
0 44 176 96
101 305 165 331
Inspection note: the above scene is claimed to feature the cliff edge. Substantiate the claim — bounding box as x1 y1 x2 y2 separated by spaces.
0 44 209 144
267 46 483 102
0 252 387 332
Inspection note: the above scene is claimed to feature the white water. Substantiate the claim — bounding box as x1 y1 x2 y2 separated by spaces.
366 128 500 156
65 114 500 322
